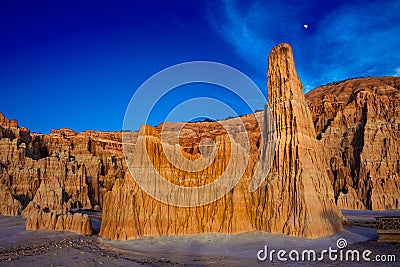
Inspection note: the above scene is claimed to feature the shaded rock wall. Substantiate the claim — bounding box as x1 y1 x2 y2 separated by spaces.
306 77 400 210
0 113 127 213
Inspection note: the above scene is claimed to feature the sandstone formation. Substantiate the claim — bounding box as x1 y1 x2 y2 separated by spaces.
22 177 92 235
306 76 400 210
0 182 22 216
0 112 126 213
0 112 125 235
24 206 92 235
1 45 400 239
258 43 343 237
100 116 266 240
0 112 31 144
22 177 71 215
99 43 343 240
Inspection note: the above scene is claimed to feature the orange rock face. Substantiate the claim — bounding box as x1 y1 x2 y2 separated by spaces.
22 177 71 214
0 112 30 143
99 43 343 240
22 177 93 235
306 76 400 210
0 182 22 216
1 44 399 239
0 112 126 235
100 115 267 240
0 113 126 212
260 43 343 237
25 207 92 235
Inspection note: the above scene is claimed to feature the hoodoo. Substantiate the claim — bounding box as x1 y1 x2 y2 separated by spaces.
261 43 344 237
99 43 344 240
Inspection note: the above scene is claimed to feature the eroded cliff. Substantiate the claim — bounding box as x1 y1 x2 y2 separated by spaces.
1 44 399 239
306 76 400 210
99 43 344 240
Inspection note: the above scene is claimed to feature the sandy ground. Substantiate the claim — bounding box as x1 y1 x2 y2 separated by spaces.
0 210 399 266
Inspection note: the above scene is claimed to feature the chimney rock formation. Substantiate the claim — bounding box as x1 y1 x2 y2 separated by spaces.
262 43 344 237
99 43 344 240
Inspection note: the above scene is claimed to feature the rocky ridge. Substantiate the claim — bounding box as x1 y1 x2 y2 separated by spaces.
306 76 400 210
0 112 126 213
0 112 124 233
0 44 399 239
99 43 343 240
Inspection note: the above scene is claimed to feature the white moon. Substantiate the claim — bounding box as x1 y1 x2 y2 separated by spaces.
303 24 308 29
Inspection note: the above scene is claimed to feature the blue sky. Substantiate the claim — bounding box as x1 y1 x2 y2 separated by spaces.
0 0 399 133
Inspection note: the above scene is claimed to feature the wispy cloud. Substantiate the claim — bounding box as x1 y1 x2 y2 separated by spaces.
208 0 400 91
207 0 268 74
395 67 400 77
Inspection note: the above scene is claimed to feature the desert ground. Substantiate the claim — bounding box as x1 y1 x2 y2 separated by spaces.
0 210 399 266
